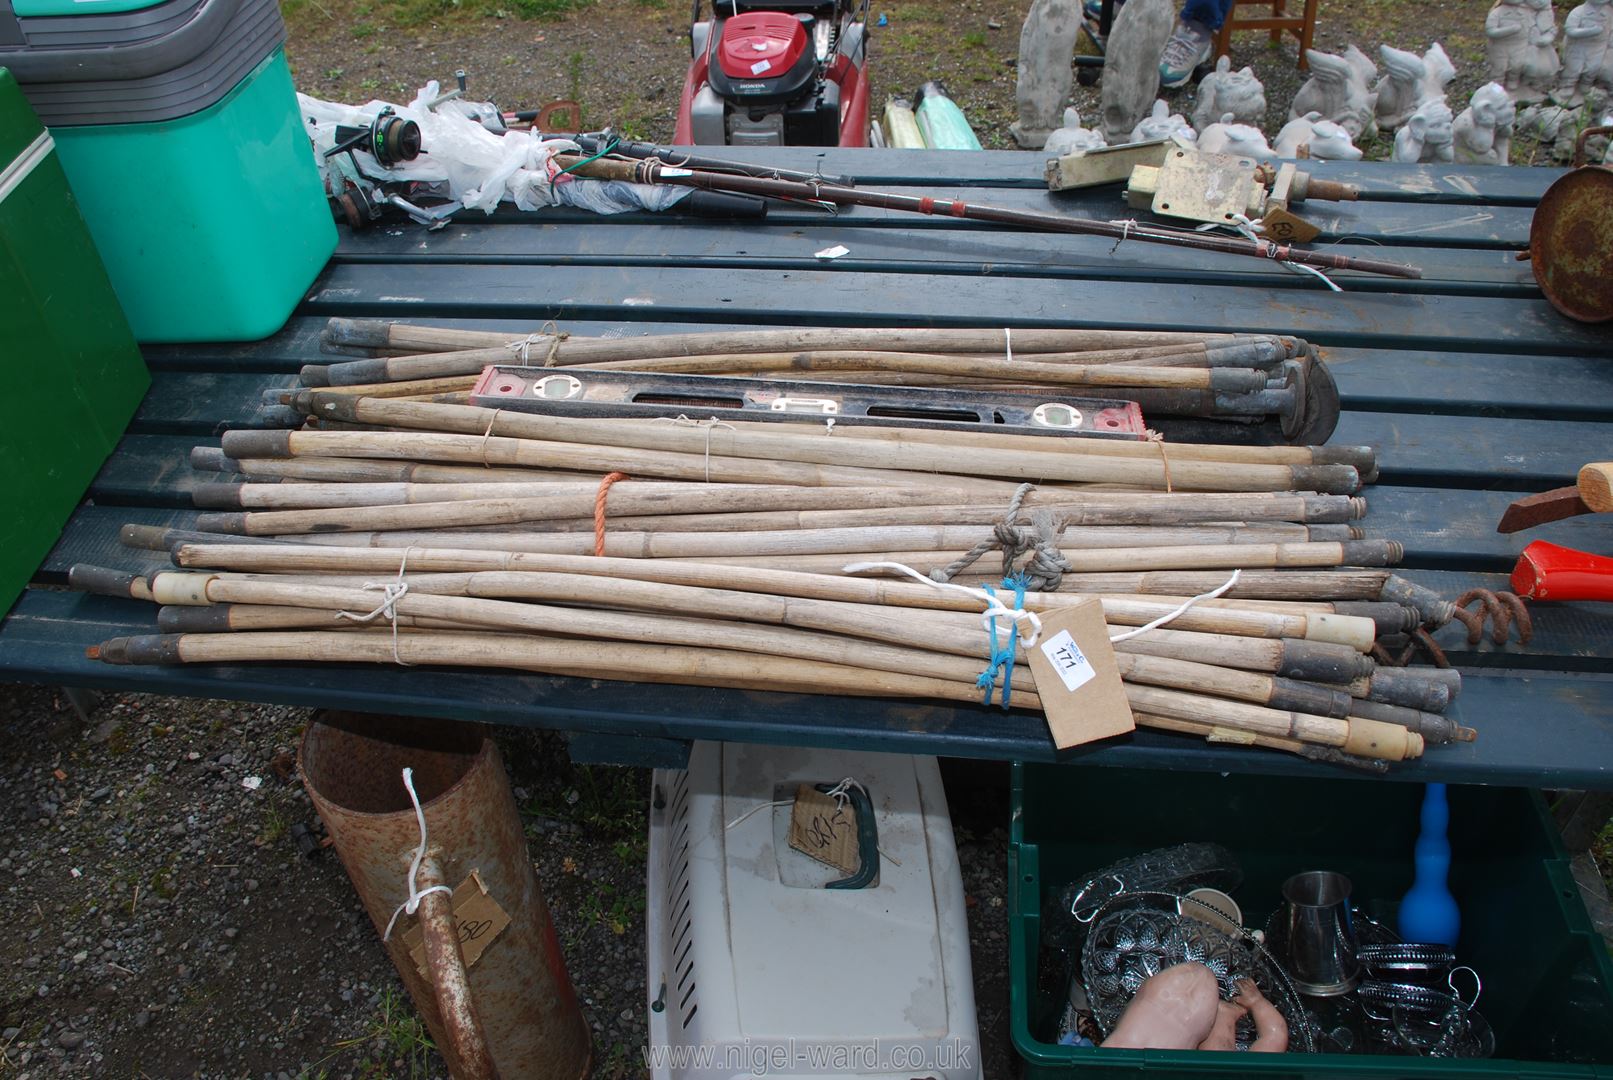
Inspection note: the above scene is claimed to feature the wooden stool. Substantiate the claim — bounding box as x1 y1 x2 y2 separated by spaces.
1212 0 1320 70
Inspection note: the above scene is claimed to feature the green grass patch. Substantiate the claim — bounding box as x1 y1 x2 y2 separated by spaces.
338 987 437 1080
577 881 646 936
284 0 593 35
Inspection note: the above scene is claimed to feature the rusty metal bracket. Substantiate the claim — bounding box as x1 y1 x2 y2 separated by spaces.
1371 589 1533 668
1372 627 1452 669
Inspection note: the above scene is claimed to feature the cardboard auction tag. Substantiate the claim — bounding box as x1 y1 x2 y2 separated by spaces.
403 870 511 978
1259 206 1322 244
1027 599 1135 749
787 784 860 875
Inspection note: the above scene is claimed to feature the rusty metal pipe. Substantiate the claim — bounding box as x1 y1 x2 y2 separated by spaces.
417 855 498 1080
300 712 591 1079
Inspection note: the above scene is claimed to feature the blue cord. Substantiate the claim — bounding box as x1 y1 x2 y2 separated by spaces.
977 575 1029 709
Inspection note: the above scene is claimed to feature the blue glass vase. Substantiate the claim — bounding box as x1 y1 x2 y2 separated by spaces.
1398 782 1461 946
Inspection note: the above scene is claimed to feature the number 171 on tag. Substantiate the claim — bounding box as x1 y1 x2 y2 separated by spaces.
1041 629 1097 693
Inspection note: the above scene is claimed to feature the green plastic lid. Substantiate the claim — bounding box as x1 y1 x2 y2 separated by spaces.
0 69 46 173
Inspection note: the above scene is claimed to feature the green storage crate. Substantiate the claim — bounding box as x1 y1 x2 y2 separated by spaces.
2 0 336 342
0 67 148 616
1009 765 1613 1078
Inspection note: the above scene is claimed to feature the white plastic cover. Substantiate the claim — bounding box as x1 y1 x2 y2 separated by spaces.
297 82 689 215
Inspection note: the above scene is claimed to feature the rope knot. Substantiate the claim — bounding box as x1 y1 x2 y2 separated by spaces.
929 483 1072 592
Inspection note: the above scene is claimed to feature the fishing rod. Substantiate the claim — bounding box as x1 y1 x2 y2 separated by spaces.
550 152 1423 281
569 132 858 187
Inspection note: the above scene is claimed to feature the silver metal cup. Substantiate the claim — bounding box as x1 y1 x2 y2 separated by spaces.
1281 870 1361 996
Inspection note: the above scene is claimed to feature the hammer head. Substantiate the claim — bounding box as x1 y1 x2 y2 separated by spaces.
1496 486 1592 534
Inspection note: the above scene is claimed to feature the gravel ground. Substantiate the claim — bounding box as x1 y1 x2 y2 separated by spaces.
281 0 1546 160
0 686 1015 1078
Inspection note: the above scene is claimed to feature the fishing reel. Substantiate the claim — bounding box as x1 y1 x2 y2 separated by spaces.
327 107 422 167
330 180 456 232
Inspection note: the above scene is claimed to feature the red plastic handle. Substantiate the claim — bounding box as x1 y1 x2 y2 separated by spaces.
1511 540 1613 601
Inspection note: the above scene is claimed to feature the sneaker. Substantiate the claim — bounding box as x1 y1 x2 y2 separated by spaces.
1159 19 1213 89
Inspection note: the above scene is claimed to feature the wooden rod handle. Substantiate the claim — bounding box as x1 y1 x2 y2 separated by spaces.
1577 462 1613 513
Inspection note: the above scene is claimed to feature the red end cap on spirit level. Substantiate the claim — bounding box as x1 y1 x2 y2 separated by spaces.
716 12 810 81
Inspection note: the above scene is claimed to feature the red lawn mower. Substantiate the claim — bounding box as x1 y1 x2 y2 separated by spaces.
675 0 871 147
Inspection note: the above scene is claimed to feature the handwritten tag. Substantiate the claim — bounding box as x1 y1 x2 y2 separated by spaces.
1026 599 1134 750
402 870 511 978
1259 206 1322 244
787 785 860 875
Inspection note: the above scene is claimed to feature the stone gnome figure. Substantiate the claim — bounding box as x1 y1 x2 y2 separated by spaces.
1130 99 1197 144
1043 108 1109 156
1454 82 1518 164
1191 56 1268 131
1274 113 1364 159
1292 47 1380 139
1393 98 1456 163
1099 0 1178 144
1555 0 1613 107
1375 43 1457 129
1486 0 1562 104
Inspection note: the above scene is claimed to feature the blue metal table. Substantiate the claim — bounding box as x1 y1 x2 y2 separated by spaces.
4 148 1612 785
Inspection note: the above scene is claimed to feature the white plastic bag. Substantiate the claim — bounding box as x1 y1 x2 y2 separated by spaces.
298 83 689 216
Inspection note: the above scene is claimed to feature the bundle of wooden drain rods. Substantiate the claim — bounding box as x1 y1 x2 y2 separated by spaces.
299 320 1341 444
72 391 1480 772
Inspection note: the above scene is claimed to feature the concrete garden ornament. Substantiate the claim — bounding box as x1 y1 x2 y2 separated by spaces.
1486 0 1561 105
1393 98 1456 163
1292 47 1380 140
1274 113 1364 160
1453 82 1518 165
1012 0 1085 148
1196 114 1276 161
1375 43 1457 130
1555 0 1613 107
1099 0 1178 144
1043 107 1109 156
1131 99 1197 144
1191 56 1268 132
1514 95 1609 160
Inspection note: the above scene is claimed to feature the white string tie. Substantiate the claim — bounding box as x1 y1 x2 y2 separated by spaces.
1108 218 1137 254
821 777 901 866
822 776 865 811
1108 569 1243 643
506 334 542 364
336 547 416 665
1225 213 1343 293
654 414 736 482
842 559 1043 649
381 766 454 940
1003 327 1013 365
725 798 792 831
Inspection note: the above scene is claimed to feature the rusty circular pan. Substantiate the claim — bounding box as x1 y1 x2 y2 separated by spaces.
1530 165 1613 324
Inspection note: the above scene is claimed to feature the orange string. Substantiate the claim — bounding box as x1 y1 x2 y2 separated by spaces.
593 472 630 556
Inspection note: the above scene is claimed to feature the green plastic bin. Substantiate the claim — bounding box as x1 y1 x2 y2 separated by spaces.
1009 765 1613 1078
1 0 336 342
0 67 148 616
